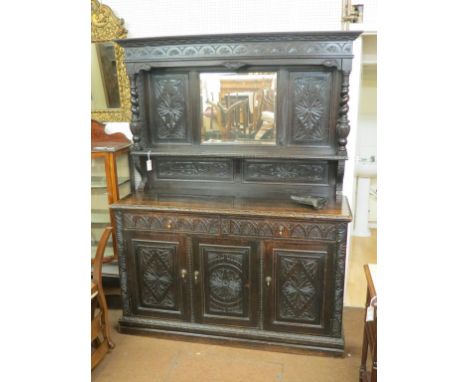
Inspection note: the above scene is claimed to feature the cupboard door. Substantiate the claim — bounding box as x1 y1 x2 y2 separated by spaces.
125 232 190 321
264 241 334 335
193 238 258 328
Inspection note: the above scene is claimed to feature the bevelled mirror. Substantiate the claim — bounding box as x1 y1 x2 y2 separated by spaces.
200 72 277 145
91 0 131 122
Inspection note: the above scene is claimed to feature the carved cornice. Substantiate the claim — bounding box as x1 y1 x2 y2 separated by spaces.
121 41 353 63
117 31 361 47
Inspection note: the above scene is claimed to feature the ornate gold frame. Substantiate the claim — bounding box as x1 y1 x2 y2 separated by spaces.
91 0 131 122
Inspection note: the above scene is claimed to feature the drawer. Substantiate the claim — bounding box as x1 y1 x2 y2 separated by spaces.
122 212 221 235
221 217 337 241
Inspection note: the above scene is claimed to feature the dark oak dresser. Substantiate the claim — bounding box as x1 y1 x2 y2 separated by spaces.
111 31 360 355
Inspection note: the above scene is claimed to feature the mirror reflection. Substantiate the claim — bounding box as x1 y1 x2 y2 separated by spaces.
200 72 277 144
91 42 121 110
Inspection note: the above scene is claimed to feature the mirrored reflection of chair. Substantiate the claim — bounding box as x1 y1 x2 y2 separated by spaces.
91 227 115 370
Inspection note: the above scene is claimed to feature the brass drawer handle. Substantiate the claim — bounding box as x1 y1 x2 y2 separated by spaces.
180 269 187 281
277 226 285 236
166 219 174 229
194 270 199 284
265 276 272 287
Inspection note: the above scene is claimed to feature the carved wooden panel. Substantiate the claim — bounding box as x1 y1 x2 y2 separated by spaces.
136 243 178 309
150 73 190 143
221 218 336 241
123 213 220 235
289 72 331 145
194 241 257 327
243 159 328 184
156 158 234 181
264 242 331 335
276 251 324 324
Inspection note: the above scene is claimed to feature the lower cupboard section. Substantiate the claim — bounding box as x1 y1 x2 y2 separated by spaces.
118 221 348 355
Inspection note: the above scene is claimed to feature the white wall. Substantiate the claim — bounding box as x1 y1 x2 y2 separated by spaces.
101 0 368 201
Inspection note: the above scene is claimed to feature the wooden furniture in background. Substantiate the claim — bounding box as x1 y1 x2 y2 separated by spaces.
91 120 131 264
91 227 115 369
112 31 360 355
360 264 377 381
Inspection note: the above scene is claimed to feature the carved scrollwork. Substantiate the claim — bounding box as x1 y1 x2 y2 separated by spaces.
91 0 126 42
157 159 233 181
91 0 131 122
244 160 328 184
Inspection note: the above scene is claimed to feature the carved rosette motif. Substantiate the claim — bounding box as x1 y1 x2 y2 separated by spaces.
114 210 131 316
331 223 348 336
137 246 176 308
337 71 351 153
278 254 321 322
153 77 187 140
292 76 328 143
206 250 245 315
244 161 327 183
123 214 220 235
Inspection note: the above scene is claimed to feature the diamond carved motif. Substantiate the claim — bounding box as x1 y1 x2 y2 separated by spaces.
278 254 321 322
137 246 176 309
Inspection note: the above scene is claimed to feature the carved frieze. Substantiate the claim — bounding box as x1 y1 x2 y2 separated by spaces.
123 213 220 235
123 41 353 62
244 160 328 184
222 218 336 241
156 158 234 181
277 252 324 323
151 74 189 141
136 245 177 309
291 73 331 144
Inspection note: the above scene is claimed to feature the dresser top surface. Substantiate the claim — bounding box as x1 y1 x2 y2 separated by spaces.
111 192 352 221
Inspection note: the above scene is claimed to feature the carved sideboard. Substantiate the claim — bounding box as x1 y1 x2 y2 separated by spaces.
112 32 360 355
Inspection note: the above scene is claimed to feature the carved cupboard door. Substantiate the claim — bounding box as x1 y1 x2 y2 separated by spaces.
125 232 190 321
263 241 335 335
193 238 259 328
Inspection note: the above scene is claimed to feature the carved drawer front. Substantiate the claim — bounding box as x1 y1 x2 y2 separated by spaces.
264 241 335 335
155 157 234 181
193 238 259 328
243 159 329 185
221 217 336 241
125 232 190 321
123 212 220 236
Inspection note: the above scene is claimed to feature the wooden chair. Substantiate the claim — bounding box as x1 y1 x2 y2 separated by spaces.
91 227 115 369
